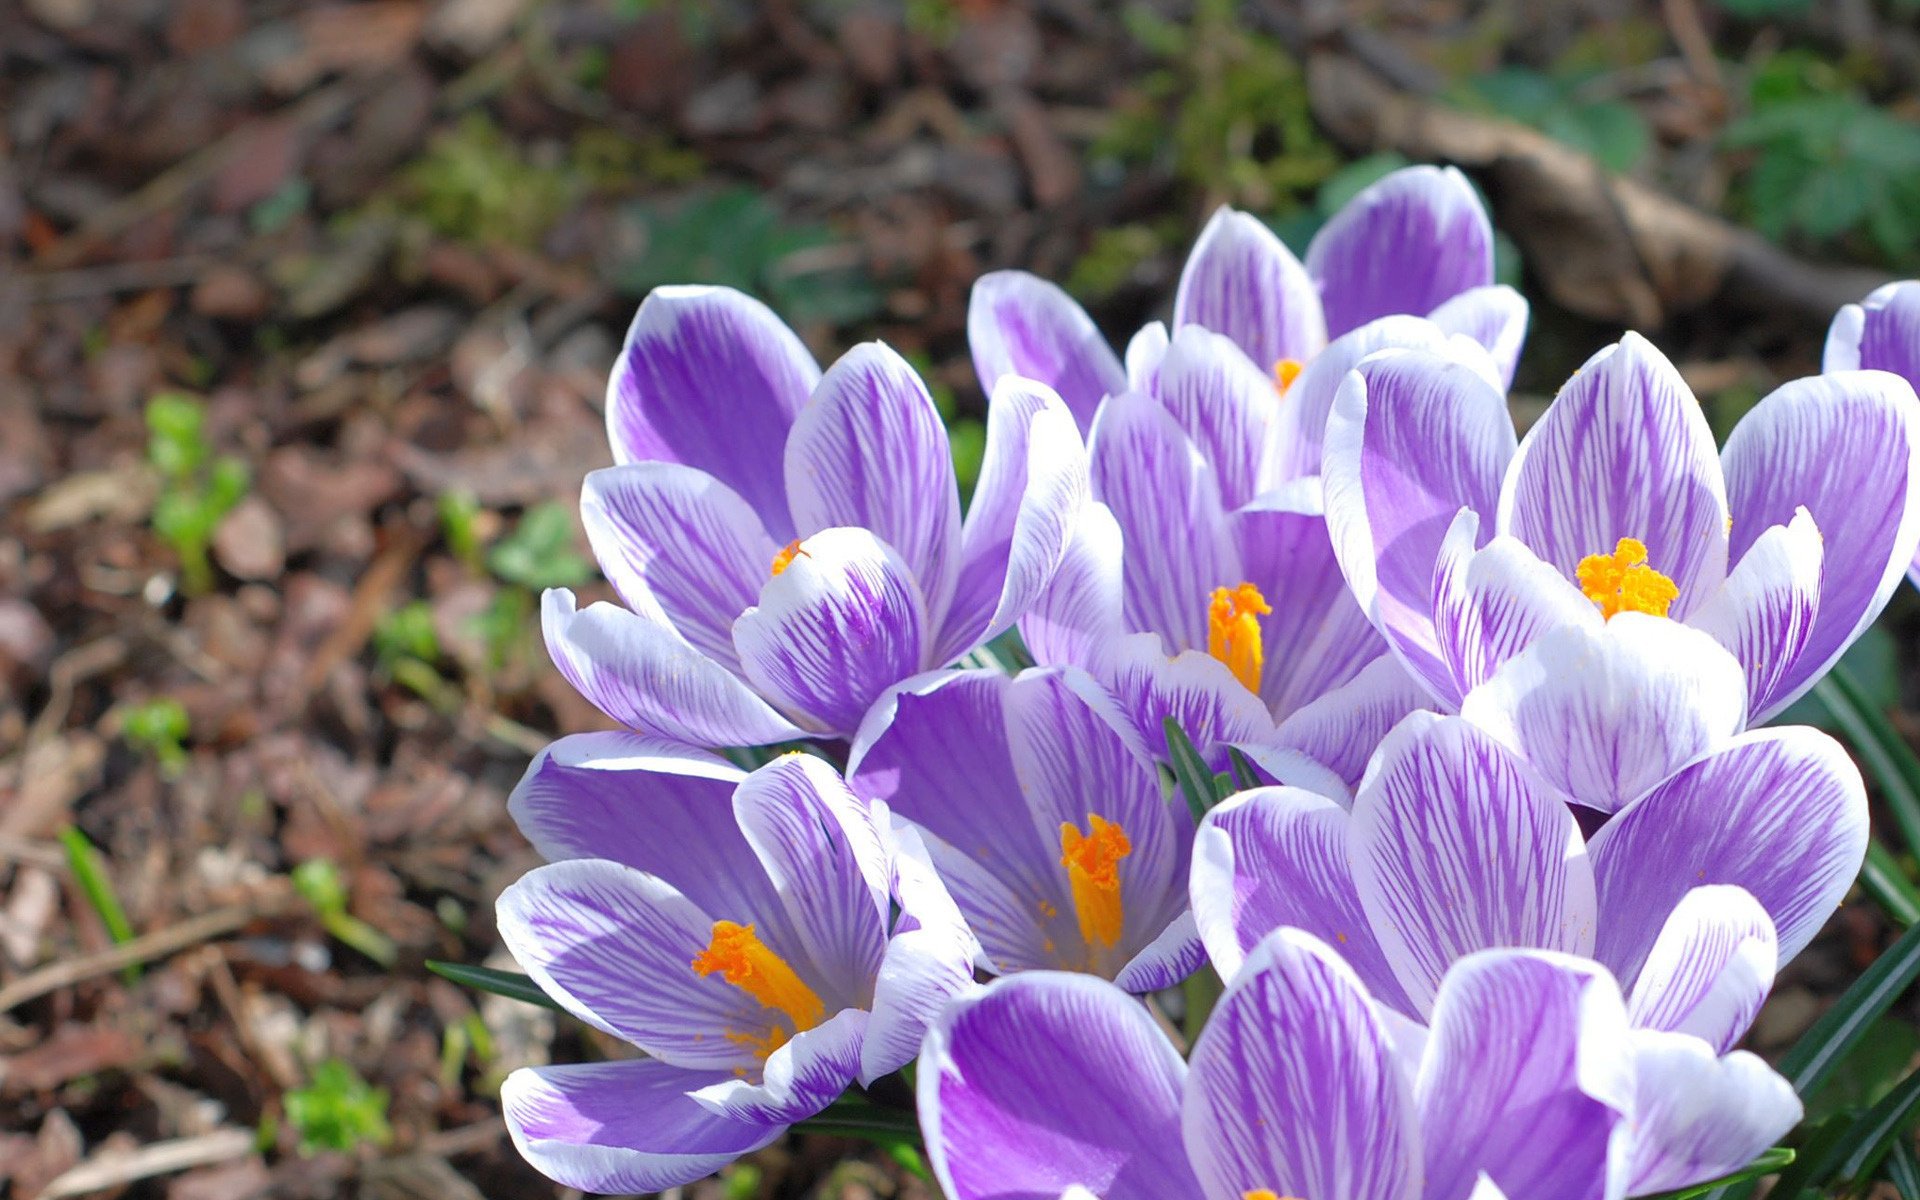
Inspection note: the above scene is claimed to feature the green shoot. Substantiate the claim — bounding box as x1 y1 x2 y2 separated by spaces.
292 860 398 967
145 393 249 595
487 502 592 591
372 601 441 674
59 826 139 983
284 1059 393 1155
120 696 190 777
437 491 486 573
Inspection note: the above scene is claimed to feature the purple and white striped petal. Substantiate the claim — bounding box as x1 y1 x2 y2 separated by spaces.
580 463 781 669
1270 654 1434 797
1588 728 1868 985
1324 349 1517 702
1307 165 1495 339
542 590 808 747
1184 929 1420 1200
1428 285 1530 389
848 671 1065 976
1152 324 1281 509
1825 280 1920 381
1431 510 1600 701
1270 314 1500 487
733 527 928 735
920 972 1201 1200
1351 713 1597 1014
861 822 981 1082
496 859 768 1071
1020 500 1125 670
968 271 1126 432
1174 206 1327 374
1191 788 1413 1011
689 1007 869 1126
1718 370 1920 721
502 1059 782 1194
939 378 1090 663
1688 508 1824 722
1103 632 1275 766
785 342 961 620
1125 321 1170 393
607 286 818 537
1499 334 1730 618
1625 886 1776 1053
731 755 891 1014
1457 615 1748 816
1090 391 1240 653
1417 951 1635 1200
1237 482 1387 719
1624 1033 1801 1196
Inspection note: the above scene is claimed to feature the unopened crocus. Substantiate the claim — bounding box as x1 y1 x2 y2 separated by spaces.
919 931 1799 1200
1192 698 1865 1039
1325 332 1920 720
1827 280 1920 586
546 285 1088 747
495 740 976 1194
847 665 1208 990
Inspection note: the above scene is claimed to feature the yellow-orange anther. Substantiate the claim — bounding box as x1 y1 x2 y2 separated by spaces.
1059 815 1132 949
770 539 808 577
1243 1192 1296 1200
1208 582 1272 694
1575 537 1679 620
692 921 826 1035
1273 358 1305 395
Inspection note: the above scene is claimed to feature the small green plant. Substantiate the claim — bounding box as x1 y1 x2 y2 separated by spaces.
372 602 441 674
120 696 191 776
399 114 576 247
487 502 592 591
292 859 398 967
284 1059 392 1155
1451 66 1650 173
59 826 139 982
146 394 249 594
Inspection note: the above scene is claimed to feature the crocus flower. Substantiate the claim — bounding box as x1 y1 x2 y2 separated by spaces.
919 930 1799 1200
847 665 1208 990
1827 280 1920 586
546 285 1088 747
495 739 976 1194
1191 694 1865 1039
1325 333 1920 721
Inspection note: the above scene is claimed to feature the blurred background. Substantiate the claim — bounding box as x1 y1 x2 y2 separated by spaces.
5 0 1920 1196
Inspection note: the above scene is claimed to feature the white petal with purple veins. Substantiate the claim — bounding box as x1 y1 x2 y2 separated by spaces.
1174 206 1327 373
1307 165 1495 339
1624 1032 1800 1196
1431 509 1600 700
969 271 1126 432
1428 285 1530 388
1626 886 1776 1053
1688 507 1824 721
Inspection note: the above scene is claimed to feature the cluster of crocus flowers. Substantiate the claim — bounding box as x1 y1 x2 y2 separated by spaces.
494 168 1920 1197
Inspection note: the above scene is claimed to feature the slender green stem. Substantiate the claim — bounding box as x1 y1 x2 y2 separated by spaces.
1183 965 1223 1045
1862 838 1920 927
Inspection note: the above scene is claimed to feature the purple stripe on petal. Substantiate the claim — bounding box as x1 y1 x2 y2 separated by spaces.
1111 910 1207 994
1184 929 1419 1200
785 342 962 623
1624 1033 1801 1196
1431 511 1600 699
1418 950 1635 1200
1588 728 1868 984
1307 165 1495 339
1102 632 1275 766
1626 886 1776 1053
731 756 891 1014
1458 614 1747 816
1351 713 1597 1013
969 271 1126 433
542 590 808 747
939 380 1090 663
607 286 818 537
1089 391 1240 653
1825 281 1920 383
919 973 1200 1200
1499 333 1730 617
1019 500 1126 670
581 463 781 670
1125 321 1169 393
1688 507 1824 722
1323 349 1516 704
1174 206 1327 373
1428 285 1530 389
1237 483 1387 720
690 1008 869 1126
1152 325 1280 510
1191 788 1414 1012
502 1059 782 1194
733 527 928 735
496 859 766 1070
1271 653 1434 796
1718 370 1920 721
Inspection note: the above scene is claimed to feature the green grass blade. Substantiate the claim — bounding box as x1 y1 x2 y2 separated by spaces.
426 961 564 1011
1777 917 1920 1096
1164 718 1224 821
59 826 138 983
1816 665 1920 856
1862 838 1920 927
1883 1136 1920 1197
1770 1066 1920 1199
1642 1147 1792 1200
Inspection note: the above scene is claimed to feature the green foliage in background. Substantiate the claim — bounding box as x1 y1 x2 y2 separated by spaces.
146 393 249 595
120 696 191 776
401 114 577 246
284 1059 393 1155
1452 66 1651 172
